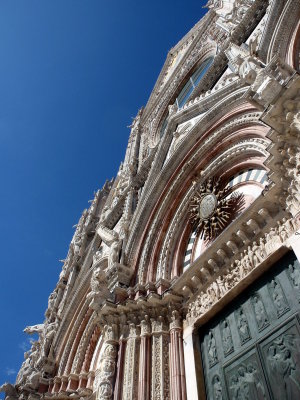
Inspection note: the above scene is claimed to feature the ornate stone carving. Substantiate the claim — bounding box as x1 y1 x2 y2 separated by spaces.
94 337 118 400
0 383 18 400
186 218 298 326
190 177 245 241
225 42 294 107
122 324 140 400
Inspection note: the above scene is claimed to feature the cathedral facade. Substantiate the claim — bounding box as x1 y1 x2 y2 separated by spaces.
2 0 300 399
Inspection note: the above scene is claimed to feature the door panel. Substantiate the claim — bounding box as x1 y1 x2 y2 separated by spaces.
200 251 300 400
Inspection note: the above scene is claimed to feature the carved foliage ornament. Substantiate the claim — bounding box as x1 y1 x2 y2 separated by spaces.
189 177 245 241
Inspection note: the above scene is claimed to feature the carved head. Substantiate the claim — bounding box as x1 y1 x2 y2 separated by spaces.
238 366 246 377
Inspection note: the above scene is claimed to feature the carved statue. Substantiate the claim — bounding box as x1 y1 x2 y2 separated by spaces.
289 264 300 294
266 334 300 399
238 57 261 84
207 331 218 366
98 381 112 398
212 375 223 400
101 359 115 378
96 224 123 271
73 232 83 260
45 290 58 318
103 344 117 359
252 294 269 330
0 383 18 400
24 324 44 335
229 374 240 400
236 308 251 343
108 239 121 270
244 363 266 400
43 320 59 358
24 320 58 360
222 320 233 355
252 241 264 266
269 279 289 316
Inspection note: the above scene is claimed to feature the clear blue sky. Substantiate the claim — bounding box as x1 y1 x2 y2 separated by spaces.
0 0 207 392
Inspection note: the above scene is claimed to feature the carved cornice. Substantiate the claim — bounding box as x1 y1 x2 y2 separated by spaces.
185 216 299 328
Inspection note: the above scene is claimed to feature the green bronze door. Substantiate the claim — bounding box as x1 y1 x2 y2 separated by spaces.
200 251 300 400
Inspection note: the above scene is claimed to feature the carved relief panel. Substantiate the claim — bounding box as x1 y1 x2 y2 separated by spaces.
200 251 300 400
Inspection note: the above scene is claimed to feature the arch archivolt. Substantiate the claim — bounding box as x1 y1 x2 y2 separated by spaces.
72 316 97 375
57 302 90 376
148 41 218 148
127 91 257 273
156 140 269 282
265 0 300 63
136 109 270 284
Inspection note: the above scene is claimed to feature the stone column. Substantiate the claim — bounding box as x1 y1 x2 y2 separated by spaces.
183 325 204 400
94 324 119 400
113 335 127 400
138 316 151 400
151 315 170 400
121 323 140 400
169 311 186 400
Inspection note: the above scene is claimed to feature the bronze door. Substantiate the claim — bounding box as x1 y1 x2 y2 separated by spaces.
200 251 300 400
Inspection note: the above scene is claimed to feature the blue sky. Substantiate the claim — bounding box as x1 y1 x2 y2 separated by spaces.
0 0 207 392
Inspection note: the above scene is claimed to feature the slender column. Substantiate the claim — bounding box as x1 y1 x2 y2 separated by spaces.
94 324 119 400
121 323 140 400
151 315 170 400
113 337 126 400
169 311 186 400
138 316 151 400
183 325 204 400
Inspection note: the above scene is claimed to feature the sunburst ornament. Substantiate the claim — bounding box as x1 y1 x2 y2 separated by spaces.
189 177 245 241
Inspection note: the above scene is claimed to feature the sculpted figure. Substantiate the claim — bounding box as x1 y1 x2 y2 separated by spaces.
266 338 300 399
101 359 115 378
289 264 300 296
45 290 58 318
42 320 59 358
235 258 245 278
259 237 267 258
212 375 223 400
277 221 289 243
252 241 264 266
24 323 44 336
0 383 18 400
237 308 251 343
208 331 218 366
216 276 227 297
229 374 240 400
252 294 269 330
269 279 289 316
239 57 261 84
90 266 105 294
98 381 112 398
103 344 117 359
244 363 266 400
222 320 233 355
108 239 121 270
